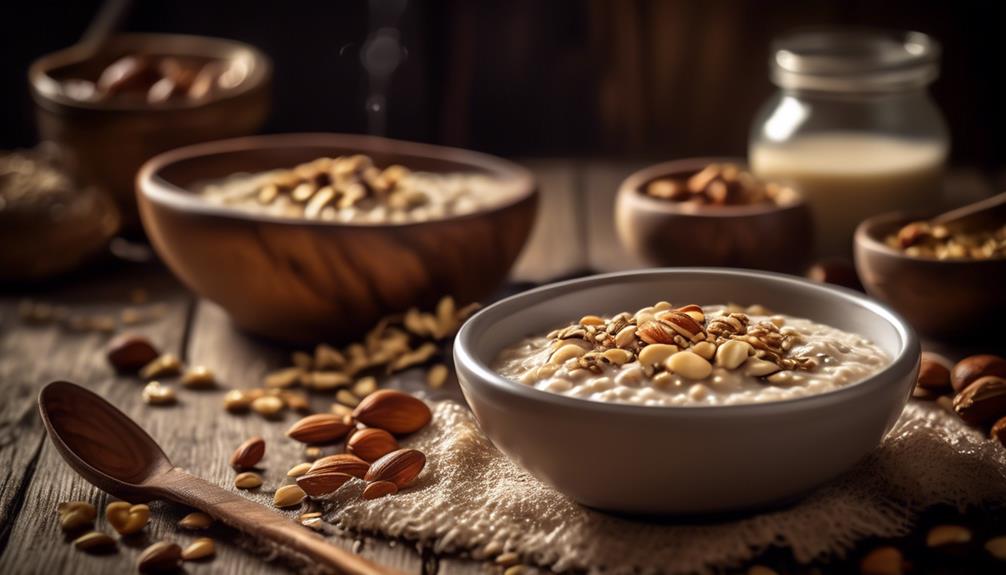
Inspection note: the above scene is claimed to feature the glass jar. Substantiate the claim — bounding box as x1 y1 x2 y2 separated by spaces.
749 29 949 257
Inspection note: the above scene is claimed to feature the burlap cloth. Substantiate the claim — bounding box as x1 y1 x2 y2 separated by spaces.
322 400 1006 574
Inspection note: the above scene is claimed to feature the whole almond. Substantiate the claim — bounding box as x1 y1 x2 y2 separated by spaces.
181 537 215 561
353 390 431 434
287 462 313 478
58 501 97 531
917 353 952 392
296 471 354 498
138 541 182 573
860 546 904 575
106 333 159 373
347 428 399 462
364 448 426 487
273 484 306 508
178 511 213 530
73 530 117 553
953 376 1006 426
362 480 398 500
230 436 265 469
234 472 263 489
287 414 353 444
926 524 972 548
951 354 1006 392
308 453 370 479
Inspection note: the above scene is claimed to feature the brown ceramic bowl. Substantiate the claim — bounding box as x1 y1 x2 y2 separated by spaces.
137 133 538 344
615 158 812 273
854 211 1006 339
30 34 271 233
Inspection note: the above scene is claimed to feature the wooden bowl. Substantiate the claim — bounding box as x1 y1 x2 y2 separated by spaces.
137 133 538 344
615 158 812 273
30 34 271 233
854 211 1006 340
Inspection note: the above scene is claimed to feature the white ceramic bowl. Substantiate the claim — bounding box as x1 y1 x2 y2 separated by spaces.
454 269 919 515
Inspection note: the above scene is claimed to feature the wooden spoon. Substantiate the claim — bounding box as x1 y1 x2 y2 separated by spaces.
931 190 1006 233
38 381 403 575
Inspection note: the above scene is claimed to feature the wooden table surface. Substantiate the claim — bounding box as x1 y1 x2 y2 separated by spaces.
1 161 1003 575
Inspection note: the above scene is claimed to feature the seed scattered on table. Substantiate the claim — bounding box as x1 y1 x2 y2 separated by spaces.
287 462 313 477
137 541 182 573
73 531 117 553
180 366 215 389
230 436 266 469
106 502 150 536
234 472 263 489
426 364 449 389
139 353 182 380
178 511 213 530
181 537 215 561
142 381 176 406
274 484 307 508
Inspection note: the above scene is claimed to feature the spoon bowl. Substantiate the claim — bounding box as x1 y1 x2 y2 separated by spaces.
39 381 171 501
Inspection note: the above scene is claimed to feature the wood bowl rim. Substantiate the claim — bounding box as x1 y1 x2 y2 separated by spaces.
29 33 271 112
137 132 538 229
618 156 808 218
855 209 1006 265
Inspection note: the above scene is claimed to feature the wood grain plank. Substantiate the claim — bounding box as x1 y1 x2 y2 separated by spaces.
580 159 649 273
510 159 588 282
0 264 193 575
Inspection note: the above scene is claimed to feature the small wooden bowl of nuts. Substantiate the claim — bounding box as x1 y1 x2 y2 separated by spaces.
855 210 1006 339
29 34 271 232
137 133 537 344
615 158 812 273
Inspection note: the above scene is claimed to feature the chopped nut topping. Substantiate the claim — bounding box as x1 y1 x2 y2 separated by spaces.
887 220 1006 260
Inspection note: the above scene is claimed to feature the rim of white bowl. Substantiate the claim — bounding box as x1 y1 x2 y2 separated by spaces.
454 268 919 416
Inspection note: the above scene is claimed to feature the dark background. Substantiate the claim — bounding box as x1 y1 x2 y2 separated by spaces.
4 0 1003 166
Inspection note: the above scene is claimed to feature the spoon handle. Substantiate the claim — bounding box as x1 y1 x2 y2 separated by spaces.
151 468 404 575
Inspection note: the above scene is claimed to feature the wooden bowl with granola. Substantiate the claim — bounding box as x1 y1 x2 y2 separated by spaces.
137 133 537 343
855 210 1006 339
615 158 812 273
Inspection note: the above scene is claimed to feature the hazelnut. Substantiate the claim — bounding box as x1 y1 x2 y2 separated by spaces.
917 353 952 392
953 376 1006 426
951 354 1006 393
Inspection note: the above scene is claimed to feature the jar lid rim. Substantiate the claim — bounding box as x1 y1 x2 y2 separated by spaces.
770 28 940 91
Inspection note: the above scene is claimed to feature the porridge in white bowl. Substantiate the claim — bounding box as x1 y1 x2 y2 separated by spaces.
492 301 890 406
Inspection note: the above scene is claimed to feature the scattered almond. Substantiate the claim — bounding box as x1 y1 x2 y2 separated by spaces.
364 448 426 488
926 524 971 547
335 389 360 407
234 472 263 489
860 546 904 575
287 414 353 444
142 381 176 406
138 541 182 572
347 428 399 462
58 501 97 531
273 484 307 508
362 480 398 500
986 535 1006 560
251 395 285 417
917 353 952 392
265 367 303 389
353 390 432 434
352 376 378 398
180 366 216 389
181 537 215 561
297 471 354 498
140 353 182 380
330 403 353 417
287 462 313 477
495 552 520 567
308 453 371 479
230 436 265 469
223 389 253 413
304 446 323 461
73 530 117 553
281 391 311 413
178 511 213 530
106 502 150 536
426 364 449 389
